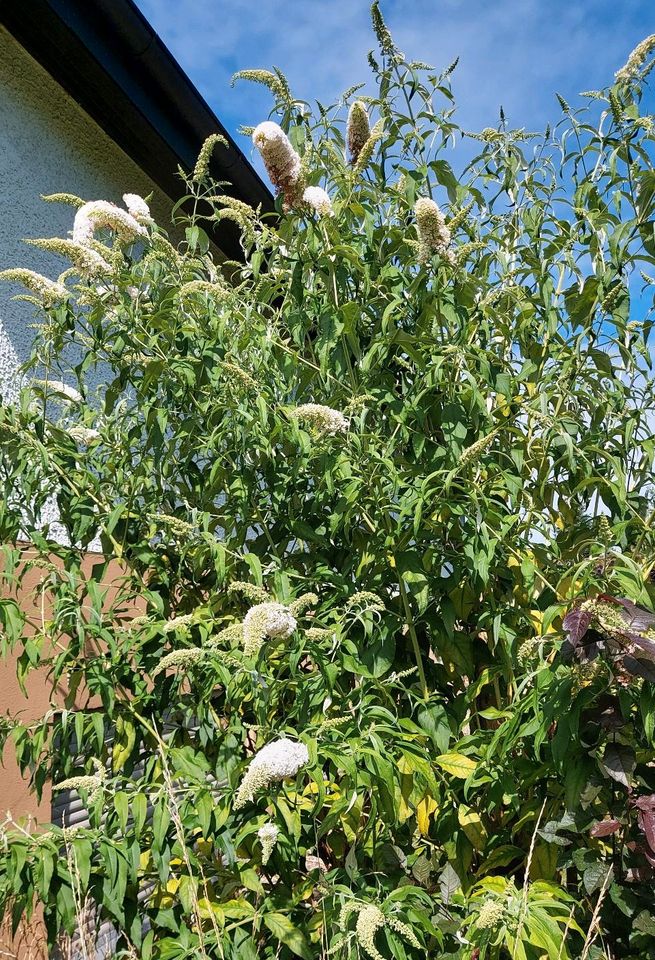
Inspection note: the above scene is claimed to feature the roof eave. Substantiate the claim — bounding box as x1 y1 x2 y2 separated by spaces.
0 0 275 261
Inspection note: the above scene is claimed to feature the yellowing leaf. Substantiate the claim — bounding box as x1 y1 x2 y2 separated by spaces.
197 898 224 922
458 804 488 850
112 715 136 772
397 758 414 823
416 794 438 836
435 752 477 778
397 756 414 776
527 609 544 629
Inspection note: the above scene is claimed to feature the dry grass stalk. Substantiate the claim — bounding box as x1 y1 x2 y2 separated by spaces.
580 866 613 960
156 732 224 960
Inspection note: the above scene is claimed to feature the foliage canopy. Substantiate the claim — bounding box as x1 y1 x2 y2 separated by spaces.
2 7 655 959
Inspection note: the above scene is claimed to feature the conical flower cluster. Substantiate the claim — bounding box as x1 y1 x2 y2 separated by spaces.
303 186 334 217
53 759 106 806
34 380 82 404
414 197 454 264
122 193 153 224
67 425 100 445
476 898 505 930
346 101 371 163
290 403 349 435
339 902 421 960
26 238 111 277
234 738 309 808
616 34 655 82
252 121 302 204
257 822 279 865
73 200 148 246
0 268 68 306
242 601 297 656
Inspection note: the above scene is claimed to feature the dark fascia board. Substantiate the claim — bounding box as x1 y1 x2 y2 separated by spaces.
0 0 275 261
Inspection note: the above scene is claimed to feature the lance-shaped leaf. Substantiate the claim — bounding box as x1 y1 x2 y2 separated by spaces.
601 743 636 789
615 598 655 633
563 605 593 646
634 794 655 855
590 818 621 838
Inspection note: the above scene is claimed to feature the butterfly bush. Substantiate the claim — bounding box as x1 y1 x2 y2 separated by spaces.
234 738 309 808
346 100 371 162
414 196 454 264
122 193 153 223
257 822 279 864
72 199 149 245
290 402 349 434
2 5 655 960
66 425 100 444
303 185 334 217
242 600 297 656
0 268 68 305
33 379 82 403
252 120 302 203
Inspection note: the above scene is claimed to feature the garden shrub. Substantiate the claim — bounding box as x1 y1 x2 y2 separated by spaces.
2 6 655 959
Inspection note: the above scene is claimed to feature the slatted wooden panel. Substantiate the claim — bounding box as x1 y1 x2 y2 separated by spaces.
51 758 149 960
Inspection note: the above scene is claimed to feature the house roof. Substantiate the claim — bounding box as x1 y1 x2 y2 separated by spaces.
0 0 274 261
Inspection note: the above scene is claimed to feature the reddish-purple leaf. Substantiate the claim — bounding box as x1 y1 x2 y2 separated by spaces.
616 598 655 632
563 605 593 646
590 818 621 838
634 794 655 854
623 655 655 681
627 635 655 663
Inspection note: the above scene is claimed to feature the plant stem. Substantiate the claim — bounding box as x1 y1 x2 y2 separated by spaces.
396 568 428 700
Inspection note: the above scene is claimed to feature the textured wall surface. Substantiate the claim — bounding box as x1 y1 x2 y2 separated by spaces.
0 26 178 549
0 25 173 389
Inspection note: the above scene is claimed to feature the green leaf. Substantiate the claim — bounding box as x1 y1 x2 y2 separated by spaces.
263 913 312 959
601 743 635 789
396 551 429 613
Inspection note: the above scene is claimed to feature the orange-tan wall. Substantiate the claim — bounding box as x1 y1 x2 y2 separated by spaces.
1 550 142 960
1 549 142 821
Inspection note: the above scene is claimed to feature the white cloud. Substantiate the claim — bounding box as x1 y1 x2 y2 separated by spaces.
137 0 652 141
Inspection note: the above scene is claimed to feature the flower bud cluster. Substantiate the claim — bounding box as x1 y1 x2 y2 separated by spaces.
616 34 655 83
0 269 68 305
290 403 349 436
476 898 506 930
253 121 302 201
415 197 454 264
234 738 309 808
302 186 334 217
243 602 297 656
346 101 371 162
257 822 279 864
73 199 148 246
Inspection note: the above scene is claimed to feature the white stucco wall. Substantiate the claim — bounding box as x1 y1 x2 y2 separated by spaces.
0 26 177 548
0 25 174 390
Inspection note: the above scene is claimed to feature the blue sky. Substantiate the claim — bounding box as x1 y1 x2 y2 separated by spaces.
136 0 653 153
